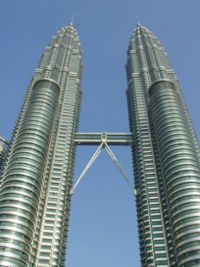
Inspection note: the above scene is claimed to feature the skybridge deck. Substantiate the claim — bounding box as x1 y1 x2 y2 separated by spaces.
74 132 133 146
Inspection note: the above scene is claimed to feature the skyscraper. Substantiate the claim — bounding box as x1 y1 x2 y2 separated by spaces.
1 21 200 267
0 24 82 267
126 24 200 267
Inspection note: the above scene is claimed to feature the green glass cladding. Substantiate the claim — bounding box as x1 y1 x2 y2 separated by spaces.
126 24 200 267
0 25 82 267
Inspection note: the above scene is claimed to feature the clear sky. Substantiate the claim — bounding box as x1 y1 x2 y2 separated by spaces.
1 1 200 266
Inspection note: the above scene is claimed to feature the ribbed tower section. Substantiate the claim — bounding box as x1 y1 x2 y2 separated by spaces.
126 24 200 267
0 25 82 267
0 137 8 175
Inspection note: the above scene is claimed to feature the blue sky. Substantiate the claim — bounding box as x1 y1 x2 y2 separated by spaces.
1 1 200 266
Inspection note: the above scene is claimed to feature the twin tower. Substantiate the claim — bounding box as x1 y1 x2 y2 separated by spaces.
0 23 200 267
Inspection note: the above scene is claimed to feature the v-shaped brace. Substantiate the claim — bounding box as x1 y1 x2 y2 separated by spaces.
70 141 133 194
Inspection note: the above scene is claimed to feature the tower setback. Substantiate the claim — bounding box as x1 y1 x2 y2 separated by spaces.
126 24 200 267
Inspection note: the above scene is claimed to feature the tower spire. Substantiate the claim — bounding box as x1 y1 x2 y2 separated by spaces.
70 14 75 26
136 15 141 26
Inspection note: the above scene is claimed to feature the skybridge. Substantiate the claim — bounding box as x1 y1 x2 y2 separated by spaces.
71 132 134 194
74 132 133 146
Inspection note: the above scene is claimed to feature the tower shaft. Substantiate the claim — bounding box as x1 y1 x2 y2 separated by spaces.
0 25 82 267
126 25 200 267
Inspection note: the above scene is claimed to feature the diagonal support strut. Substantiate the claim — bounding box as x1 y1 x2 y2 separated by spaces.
71 141 133 194
70 143 103 194
104 143 133 190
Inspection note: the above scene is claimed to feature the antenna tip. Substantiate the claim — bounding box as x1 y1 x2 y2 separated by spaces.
136 15 141 26
70 15 75 26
